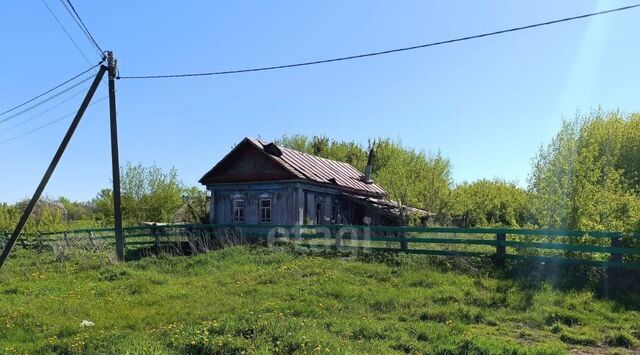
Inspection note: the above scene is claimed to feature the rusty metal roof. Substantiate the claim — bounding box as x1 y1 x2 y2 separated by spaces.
247 138 386 196
341 193 432 223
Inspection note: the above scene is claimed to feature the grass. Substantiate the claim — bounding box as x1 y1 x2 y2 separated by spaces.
0 244 639 354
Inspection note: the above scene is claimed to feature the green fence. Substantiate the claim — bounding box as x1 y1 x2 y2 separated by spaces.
2 224 640 270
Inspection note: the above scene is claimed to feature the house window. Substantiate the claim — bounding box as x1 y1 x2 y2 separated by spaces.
316 201 324 224
260 199 271 223
232 199 245 223
331 201 341 224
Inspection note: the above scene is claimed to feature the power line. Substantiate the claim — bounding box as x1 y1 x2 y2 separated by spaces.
0 96 108 145
0 75 95 124
0 86 90 134
118 3 640 80
0 63 101 117
40 0 92 65
59 0 103 55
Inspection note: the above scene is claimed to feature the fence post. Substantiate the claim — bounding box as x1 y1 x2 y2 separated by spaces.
87 231 96 248
400 230 408 251
333 226 342 247
63 232 70 248
610 236 623 264
153 227 160 252
496 232 506 260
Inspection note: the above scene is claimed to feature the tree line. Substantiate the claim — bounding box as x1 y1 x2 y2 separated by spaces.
1 110 638 233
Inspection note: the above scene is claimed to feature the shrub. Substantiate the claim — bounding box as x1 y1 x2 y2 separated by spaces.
606 331 637 348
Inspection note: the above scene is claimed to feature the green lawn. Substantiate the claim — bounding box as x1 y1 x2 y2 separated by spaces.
0 245 639 354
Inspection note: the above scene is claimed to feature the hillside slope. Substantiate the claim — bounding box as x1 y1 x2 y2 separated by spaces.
0 246 638 354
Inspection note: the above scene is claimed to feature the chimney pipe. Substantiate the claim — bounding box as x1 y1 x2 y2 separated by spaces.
363 145 375 183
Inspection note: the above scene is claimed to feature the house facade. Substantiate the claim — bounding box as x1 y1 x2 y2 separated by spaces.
200 138 423 226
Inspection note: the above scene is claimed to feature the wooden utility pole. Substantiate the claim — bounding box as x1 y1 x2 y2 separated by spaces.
0 66 107 270
107 51 125 262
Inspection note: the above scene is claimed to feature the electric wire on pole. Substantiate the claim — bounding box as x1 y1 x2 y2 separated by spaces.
117 4 640 80
0 63 101 118
0 96 107 144
40 0 93 65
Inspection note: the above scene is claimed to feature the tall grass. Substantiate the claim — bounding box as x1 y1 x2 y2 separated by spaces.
0 245 638 354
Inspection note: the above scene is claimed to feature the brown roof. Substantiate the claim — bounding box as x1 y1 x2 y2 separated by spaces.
202 137 386 197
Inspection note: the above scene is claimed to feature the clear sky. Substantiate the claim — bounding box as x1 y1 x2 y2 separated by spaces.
1 1 639 203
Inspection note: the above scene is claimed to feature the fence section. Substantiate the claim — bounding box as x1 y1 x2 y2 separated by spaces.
2 224 640 270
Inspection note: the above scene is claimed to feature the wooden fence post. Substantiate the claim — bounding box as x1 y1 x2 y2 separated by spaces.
63 232 70 248
333 226 342 248
400 230 408 251
610 237 623 263
496 232 506 259
87 231 96 248
153 227 160 252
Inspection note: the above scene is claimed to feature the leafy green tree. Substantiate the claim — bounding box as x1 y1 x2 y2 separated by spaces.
529 110 640 231
277 135 453 224
370 139 452 224
450 179 532 228
179 187 209 224
95 163 186 225
94 189 114 226
0 203 20 233
276 135 368 171
58 197 96 222
1 198 66 233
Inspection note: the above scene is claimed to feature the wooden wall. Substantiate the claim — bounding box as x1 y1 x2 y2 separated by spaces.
208 181 386 226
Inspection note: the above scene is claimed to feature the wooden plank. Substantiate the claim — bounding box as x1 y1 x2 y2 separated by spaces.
501 241 640 254
504 254 640 270
296 243 490 257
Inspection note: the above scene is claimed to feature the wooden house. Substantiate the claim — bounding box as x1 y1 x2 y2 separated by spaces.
200 137 425 226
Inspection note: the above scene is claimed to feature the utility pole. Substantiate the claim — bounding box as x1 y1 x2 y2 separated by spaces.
107 51 125 262
0 66 107 270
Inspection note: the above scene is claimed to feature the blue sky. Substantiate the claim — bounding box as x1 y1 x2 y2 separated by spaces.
1 1 639 203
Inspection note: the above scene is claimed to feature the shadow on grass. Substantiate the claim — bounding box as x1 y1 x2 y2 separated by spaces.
492 258 640 311
411 253 640 311
125 241 207 261
351 250 640 311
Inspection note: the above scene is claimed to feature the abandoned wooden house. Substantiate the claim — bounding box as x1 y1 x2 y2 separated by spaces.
199 137 427 226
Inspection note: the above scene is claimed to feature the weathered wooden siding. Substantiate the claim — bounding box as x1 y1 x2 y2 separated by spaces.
208 181 373 226
201 142 296 184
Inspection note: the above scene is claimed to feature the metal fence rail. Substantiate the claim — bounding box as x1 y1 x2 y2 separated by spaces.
2 224 639 270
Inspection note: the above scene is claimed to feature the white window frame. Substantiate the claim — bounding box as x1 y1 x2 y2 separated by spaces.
232 199 245 223
259 198 272 223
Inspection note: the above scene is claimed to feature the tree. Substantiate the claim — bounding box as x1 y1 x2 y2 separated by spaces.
275 135 368 171
371 139 427 224
2 198 66 233
178 187 209 224
58 197 97 222
277 135 453 225
95 163 186 225
0 203 20 233
529 110 640 231
94 189 114 225
450 179 532 228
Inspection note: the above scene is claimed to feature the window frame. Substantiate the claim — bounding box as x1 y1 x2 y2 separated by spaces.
232 199 245 223
315 201 324 225
331 201 341 224
259 198 272 224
